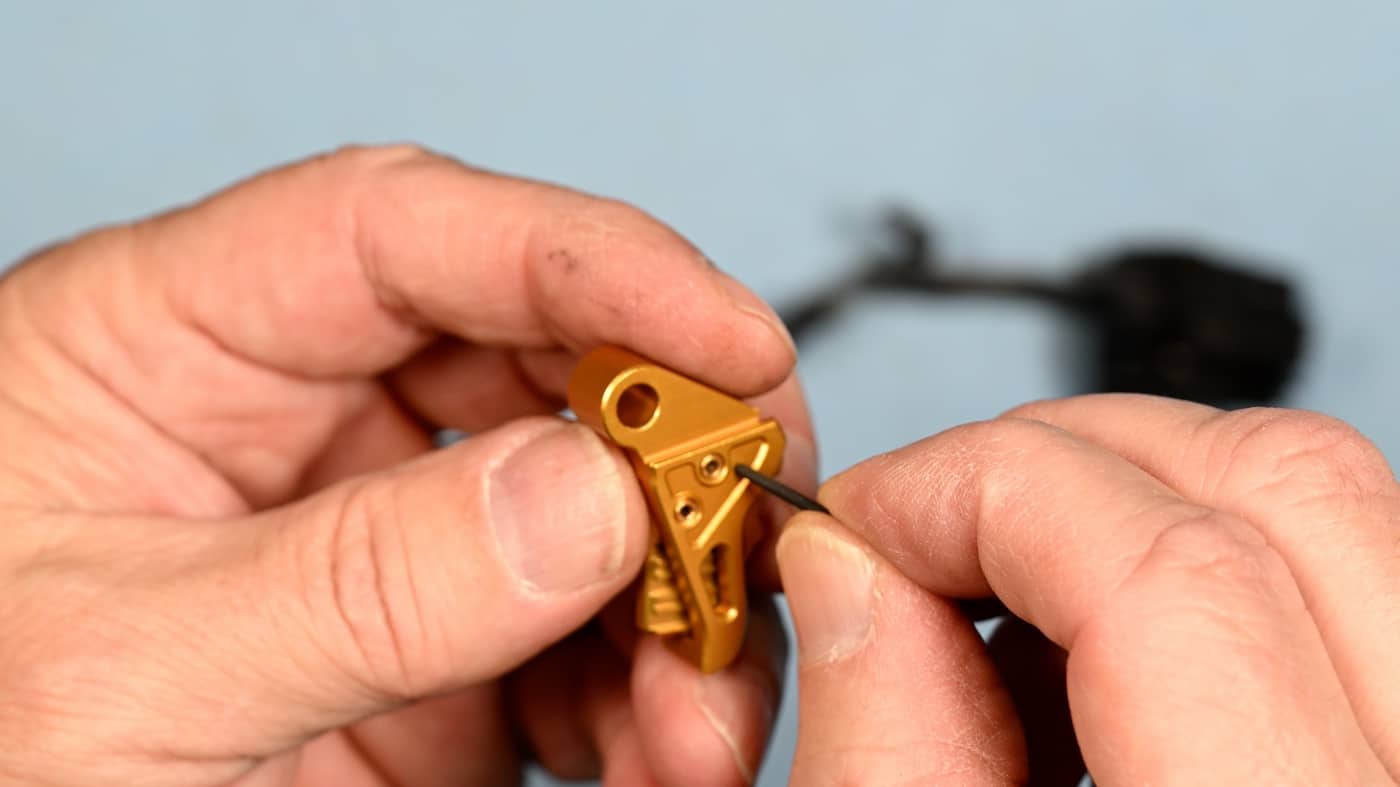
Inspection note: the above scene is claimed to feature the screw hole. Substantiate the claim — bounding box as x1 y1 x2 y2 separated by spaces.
699 453 727 482
617 383 660 429
673 495 703 526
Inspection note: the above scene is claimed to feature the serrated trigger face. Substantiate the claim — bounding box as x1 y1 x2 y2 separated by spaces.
566 346 785 673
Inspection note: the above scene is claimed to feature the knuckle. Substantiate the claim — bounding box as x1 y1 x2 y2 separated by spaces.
978 414 1075 452
1142 514 1280 590
565 193 647 226
1104 513 1305 654
957 417 1073 517
550 193 681 252
938 416 1054 469
1214 408 1395 498
1074 515 1303 722
323 141 440 174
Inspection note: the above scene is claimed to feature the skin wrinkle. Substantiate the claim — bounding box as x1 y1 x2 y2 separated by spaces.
1214 411 1386 505
1179 414 1400 781
1135 519 1300 625
1215 415 1384 513
1187 408 1234 501
143 213 324 387
13 282 241 516
985 428 1215 635
364 483 414 701
269 519 378 727
153 318 356 504
139 197 433 505
0 508 71 574
1073 516 1224 659
161 277 369 464
969 435 1035 614
383 478 431 697
0 406 83 511
1217 504 1398 774
1272 447 1377 506
862 490 910 559
105 268 261 512
326 480 412 703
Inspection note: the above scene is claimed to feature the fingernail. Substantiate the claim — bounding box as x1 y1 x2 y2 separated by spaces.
695 666 775 785
777 524 874 664
715 274 797 357
491 422 627 593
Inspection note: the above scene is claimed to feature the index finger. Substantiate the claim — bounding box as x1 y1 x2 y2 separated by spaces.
88 144 797 394
815 417 1388 782
819 416 1203 643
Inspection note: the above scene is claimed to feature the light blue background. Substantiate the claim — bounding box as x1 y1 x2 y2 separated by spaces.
4 3 1398 784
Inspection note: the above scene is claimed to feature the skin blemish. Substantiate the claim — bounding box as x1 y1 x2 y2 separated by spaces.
546 248 581 275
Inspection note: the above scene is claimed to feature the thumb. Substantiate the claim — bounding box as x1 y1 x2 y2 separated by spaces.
259 416 650 725
259 413 649 696
16 416 650 769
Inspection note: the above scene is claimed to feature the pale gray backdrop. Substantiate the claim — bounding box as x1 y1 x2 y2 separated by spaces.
4 3 1398 784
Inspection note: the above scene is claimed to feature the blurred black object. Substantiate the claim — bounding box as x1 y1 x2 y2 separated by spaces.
781 209 1306 406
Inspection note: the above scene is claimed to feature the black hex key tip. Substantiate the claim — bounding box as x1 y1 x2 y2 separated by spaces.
735 464 829 514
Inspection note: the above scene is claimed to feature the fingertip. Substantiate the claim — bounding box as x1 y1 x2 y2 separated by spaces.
519 196 798 400
631 620 783 787
589 426 655 574
781 518 1028 785
773 511 853 564
712 272 799 381
811 457 873 516
632 638 742 786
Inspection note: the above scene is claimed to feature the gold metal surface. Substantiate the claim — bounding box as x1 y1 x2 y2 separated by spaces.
567 346 784 673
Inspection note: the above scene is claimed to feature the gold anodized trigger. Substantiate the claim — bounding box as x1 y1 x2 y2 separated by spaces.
567 346 784 673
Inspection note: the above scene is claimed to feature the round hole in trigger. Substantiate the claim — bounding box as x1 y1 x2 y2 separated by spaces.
616 383 660 429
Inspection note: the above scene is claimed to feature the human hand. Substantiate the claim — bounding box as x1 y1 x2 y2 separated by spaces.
0 145 814 786
777 394 1397 784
